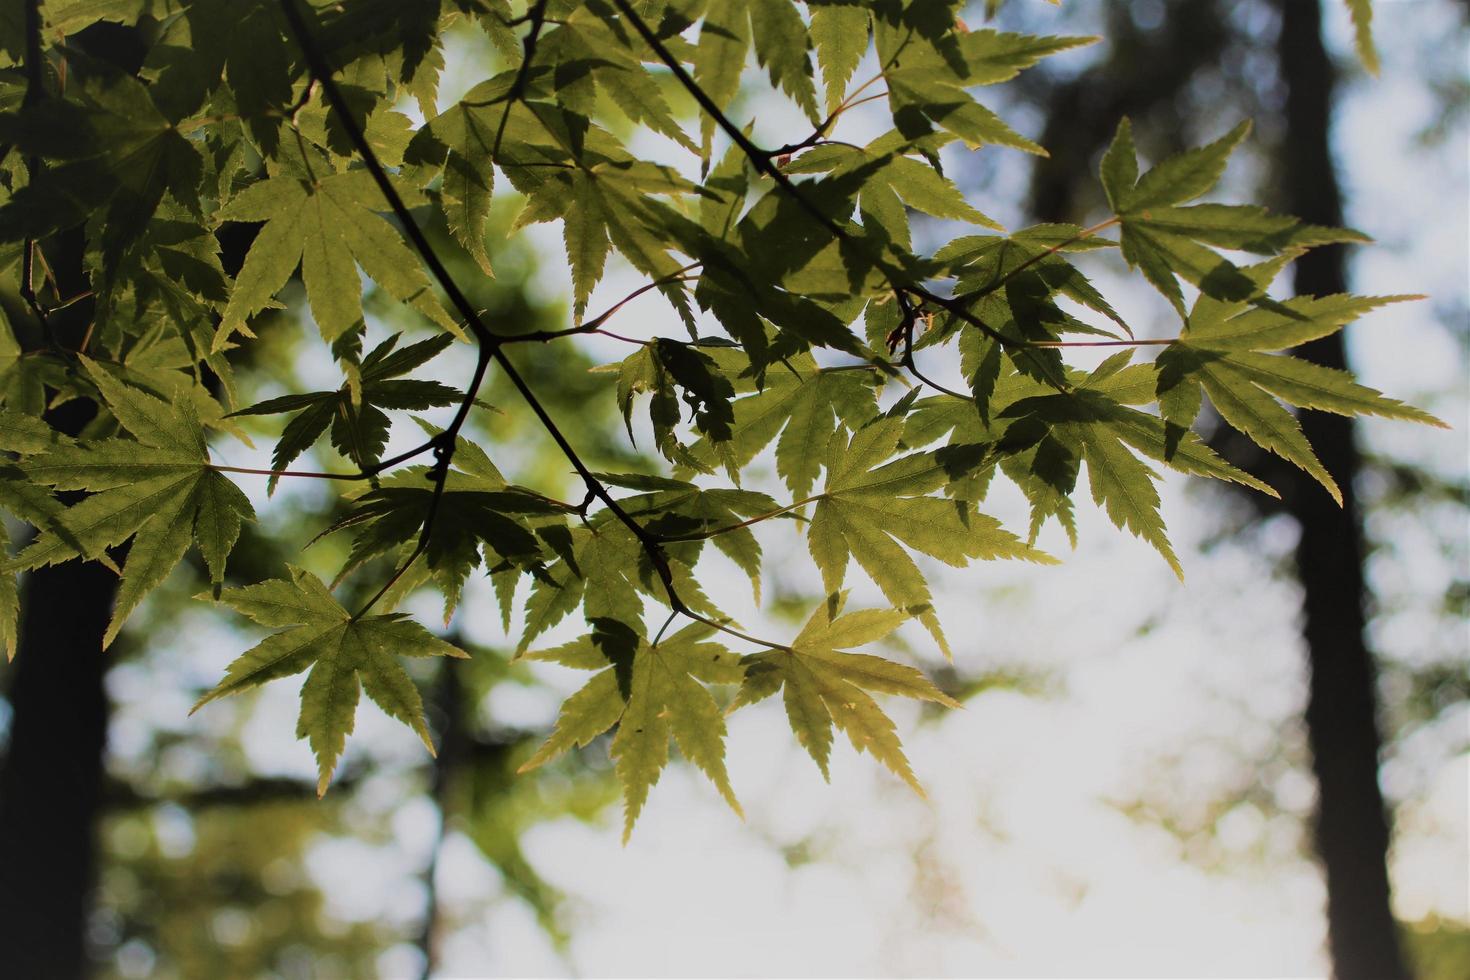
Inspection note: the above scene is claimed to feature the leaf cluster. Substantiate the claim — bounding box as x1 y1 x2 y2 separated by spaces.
0 0 1425 832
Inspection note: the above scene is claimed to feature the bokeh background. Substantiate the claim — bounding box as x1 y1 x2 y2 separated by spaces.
1 1 1465 977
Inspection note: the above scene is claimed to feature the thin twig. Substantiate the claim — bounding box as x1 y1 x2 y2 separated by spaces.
1031 337 1172 348
679 608 791 653
766 92 889 159
651 608 679 646
503 264 701 343
657 496 822 542
209 463 371 481
20 0 59 353
492 0 551 156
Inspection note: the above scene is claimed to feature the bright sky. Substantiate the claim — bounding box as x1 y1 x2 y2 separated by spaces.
104 2 1469 977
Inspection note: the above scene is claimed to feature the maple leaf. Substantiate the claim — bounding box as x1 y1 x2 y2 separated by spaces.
732 597 960 792
1154 267 1445 502
317 434 570 621
519 620 746 841
0 314 65 414
230 332 461 486
8 360 254 647
614 340 738 469
874 12 1093 153
1346 0 1379 75
806 414 1053 654
536 7 699 153
810 4 868 113
693 0 752 161
516 510 729 655
993 354 1280 575
215 170 458 348
784 133 1006 246
0 69 203 276
932 224 1127 341
192 565 468 795
601 472 782 603
1101 118 1367 316
678 352 880 498
0 410 71 660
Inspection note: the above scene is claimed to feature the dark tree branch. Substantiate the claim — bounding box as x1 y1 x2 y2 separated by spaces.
19 0 59 353
493 0 552 155
277 0 816 656
277 0 686 620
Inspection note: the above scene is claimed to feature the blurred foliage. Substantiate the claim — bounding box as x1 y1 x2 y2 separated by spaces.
1403 916 1470 980
94 802 383 979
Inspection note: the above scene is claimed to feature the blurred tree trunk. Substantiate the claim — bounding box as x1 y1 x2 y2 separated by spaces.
0 22 147 978
0 206 114 980
0 230 113 980
0 556 116 978
1275 1 1407 976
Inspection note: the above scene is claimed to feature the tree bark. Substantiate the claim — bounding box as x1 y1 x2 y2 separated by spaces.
0 221 113 978
1276 2 1408 977
0 23 137 972
0 558 116 979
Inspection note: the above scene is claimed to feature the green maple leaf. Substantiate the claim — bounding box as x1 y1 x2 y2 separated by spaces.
515 161 698 322
748 0 820 124
873 13 1091 153
732 597 960 791
1101 118 1368 316
993 354 1281 575
411 89 498 277
614 339 737 469
192 565 468 795
517 513 728 655
693 0 752 161
679 352 880 498
810 4 869 114
519 620 746 841
9 359 254 647
541 7 700 153
216 169 458 347
1154 271 1444 503
933 224 1126 341
806 414 1053 654
785 134 1005 237
1346 0 1379 74
0 410 70 660
317 434 569 621
230 332 462 486
0 313 65 414
0 69 203 273
601 472 782 603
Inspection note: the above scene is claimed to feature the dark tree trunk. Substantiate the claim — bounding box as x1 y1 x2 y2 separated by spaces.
0 210 114 978
1276 2 1408 977
0 24 136 973
0 558 116 979
0 367 116 980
